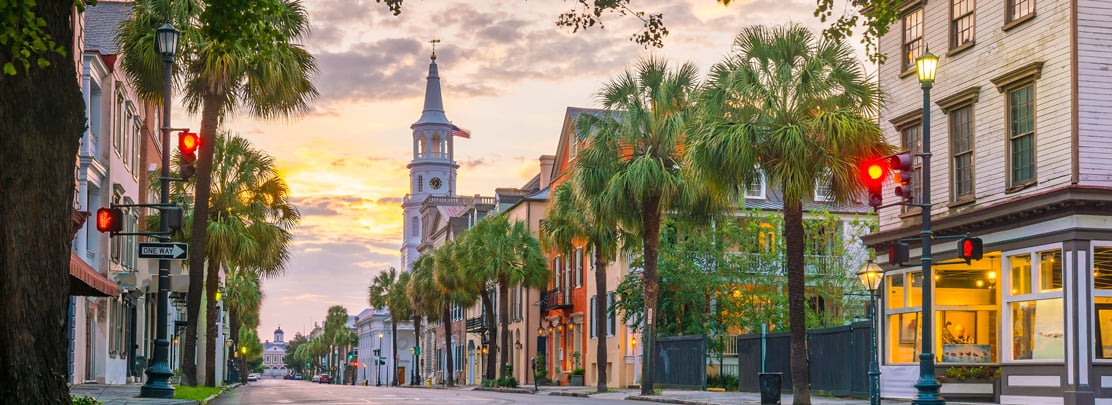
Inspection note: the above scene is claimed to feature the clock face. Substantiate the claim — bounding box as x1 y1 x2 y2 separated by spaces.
429 177 443 190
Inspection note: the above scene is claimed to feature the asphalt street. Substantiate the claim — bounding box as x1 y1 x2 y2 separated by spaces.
211 378 630 405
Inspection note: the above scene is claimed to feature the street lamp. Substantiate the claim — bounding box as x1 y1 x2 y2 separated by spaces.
912 48 943 405
857 261 885 405
240 346 249 384
141 22 180 399
377 332 384 386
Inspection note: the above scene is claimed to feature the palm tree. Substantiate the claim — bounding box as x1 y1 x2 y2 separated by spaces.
369 267 413 386
574 56 713 395
540 182 629 392
407 255 437 383
455 231 498 380
224 265 262 382
432 242 479 387
118 0 317 385
323 306 350 381
686 24 889 404
465 216 548 379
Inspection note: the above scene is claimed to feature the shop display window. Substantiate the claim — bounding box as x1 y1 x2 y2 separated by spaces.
1097 301 1112 359
1095 247 1112 290
889 312 922 363
1010 298 1063 360
1039 250 1062 291
940 310 997 363
888 273 905 310
1010 254 1031 295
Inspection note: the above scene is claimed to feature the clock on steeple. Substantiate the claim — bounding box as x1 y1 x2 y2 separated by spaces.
429 177 443 190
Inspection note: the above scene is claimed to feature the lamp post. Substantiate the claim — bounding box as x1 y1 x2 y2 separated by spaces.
912 48 944 405
858 261 885 405
377 332 384 386
141 22 180 399
240 345 248 384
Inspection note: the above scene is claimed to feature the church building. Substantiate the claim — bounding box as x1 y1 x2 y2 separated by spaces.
261 326 287 377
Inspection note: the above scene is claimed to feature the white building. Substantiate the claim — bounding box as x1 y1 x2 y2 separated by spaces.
867 0 1112 404
261 327 287 377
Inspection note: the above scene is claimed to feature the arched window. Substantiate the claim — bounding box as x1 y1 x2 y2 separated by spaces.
411 217 419 237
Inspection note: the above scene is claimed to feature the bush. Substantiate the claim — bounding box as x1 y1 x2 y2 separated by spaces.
570 368 585 376
481 378 495 387
706 374 738 392
72 395 101 405
497 376 519 388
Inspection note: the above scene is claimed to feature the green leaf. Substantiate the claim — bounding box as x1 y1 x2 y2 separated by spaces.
3 62 15 75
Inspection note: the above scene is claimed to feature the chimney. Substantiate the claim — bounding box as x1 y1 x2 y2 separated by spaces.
539 155 555 190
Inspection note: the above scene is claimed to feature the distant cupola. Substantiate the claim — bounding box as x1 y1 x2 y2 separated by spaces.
274 326 284 343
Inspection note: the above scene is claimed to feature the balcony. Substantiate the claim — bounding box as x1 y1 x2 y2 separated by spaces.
465 316 488 333
541 288 572 311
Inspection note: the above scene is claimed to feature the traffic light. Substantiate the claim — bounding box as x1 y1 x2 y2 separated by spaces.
95 207 124 233
889 152 914 202
306 361 310 368
347 351 354 361
958 237 984 263
861 159 888 209
178 131 200 179
889 241 910 265
353 360 358 367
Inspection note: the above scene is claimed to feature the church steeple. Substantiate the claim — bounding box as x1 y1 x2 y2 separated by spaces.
413 41 449 127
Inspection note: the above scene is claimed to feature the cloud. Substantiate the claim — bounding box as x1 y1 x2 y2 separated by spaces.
313 38 427 103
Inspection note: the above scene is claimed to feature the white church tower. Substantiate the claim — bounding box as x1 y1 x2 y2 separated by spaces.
401 47 458 271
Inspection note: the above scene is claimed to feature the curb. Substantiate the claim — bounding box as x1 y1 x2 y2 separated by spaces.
626 395 717 405
201 383 240 405
472 386 535 394
547 391 591 397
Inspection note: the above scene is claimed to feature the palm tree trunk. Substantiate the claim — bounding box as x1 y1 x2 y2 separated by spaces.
594 251 609 392
480 289 496 380
639 193 662 396
204 259 220 386
391 321 399 385
412 316 422 384
498 278 510 379
184 92 222 386
784 200 811 404
443 306 454 387
0 3 85 401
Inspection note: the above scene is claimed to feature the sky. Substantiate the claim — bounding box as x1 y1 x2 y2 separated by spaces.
175 0 866 342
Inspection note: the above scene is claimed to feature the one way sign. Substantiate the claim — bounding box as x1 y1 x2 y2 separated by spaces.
138 242 189 260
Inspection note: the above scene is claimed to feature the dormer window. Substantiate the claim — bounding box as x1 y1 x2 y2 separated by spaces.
744 168 766 199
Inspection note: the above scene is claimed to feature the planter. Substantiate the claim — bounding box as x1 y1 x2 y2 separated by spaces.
568 375 584 386
939 378 997 402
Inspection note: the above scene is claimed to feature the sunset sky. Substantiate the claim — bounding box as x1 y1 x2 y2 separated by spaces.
178 0 867 341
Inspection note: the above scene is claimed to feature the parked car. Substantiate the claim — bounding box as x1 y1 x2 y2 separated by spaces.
319 374 331 384
311 374 321 383
292 373 302 380
283 374 292 380
247 373 259 382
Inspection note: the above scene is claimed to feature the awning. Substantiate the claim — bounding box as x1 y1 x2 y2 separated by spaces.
70 252 117 297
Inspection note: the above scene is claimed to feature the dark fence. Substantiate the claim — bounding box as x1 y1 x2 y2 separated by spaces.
736 321 870 397
654 335 707 389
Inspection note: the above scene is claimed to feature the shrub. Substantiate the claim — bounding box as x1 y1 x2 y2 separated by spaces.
570 368 585 376
497 376 519 388
481 378 495 387
72 395 101 405
706 373 738 391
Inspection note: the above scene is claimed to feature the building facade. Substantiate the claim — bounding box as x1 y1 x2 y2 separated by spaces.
867 1 1112 404
262 327 287 377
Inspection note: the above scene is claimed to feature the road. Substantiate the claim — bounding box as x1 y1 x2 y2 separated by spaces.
211 378 631 405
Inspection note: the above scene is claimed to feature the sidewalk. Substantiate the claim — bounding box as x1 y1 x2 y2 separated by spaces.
70 383 235 405
534 386 994 405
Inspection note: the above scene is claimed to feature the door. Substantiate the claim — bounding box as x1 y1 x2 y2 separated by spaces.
397 367 406 385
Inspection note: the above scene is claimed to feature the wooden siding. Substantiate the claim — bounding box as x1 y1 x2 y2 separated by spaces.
1077 0 1112 186
877 0 1074 231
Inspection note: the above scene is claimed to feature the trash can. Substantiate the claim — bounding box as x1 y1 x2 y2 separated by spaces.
759 372 782 405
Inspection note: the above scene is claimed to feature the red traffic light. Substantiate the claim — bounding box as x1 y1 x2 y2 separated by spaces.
179 131 200 155
958 237 984 262
353 360 358 367
96 207 124 233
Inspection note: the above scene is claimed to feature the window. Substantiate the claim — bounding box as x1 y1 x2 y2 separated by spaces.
1007 0 1035 24
417 175 423 193
950 105 975 200
951 0 975 50
744 171 765 199
902 7 924 73
411 216 419 237
1005 247 1063 361
813 168 833 202
589 296 597 338
1008 84 1036 187
1094 246 1112 290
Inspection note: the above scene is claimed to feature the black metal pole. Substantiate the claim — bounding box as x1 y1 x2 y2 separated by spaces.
912 78 944 405
869 289 881 405
140 44 175 399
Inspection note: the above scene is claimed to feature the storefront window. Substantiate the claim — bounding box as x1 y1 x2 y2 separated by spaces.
1010 254 1031 295
888 273 905 310
908 272 923 307
1095 247 1112 290
940 310 997 363
1010 298 1063 360
889 312 922 363
1039 250 1062 291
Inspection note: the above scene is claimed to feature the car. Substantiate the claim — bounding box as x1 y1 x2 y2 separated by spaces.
284 374 292 380
292 373 302 380
319 374 331 384
311 374 321 383
247 373 259 382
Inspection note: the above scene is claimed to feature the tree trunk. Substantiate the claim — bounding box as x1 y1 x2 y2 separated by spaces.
391 320 398 386
594 250 609 392
639 193 662 396
184 93 221 386
204 259 219 386
412 316 421 385
480 289 496 380
784 200 811 404
498 277 510 379
442 306 454 387
0 3 85 402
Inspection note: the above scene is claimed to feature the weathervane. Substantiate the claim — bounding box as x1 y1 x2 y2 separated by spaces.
430 38 441 60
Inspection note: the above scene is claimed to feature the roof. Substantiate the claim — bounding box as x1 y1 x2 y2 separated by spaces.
412 55 450 126
84 1 132 55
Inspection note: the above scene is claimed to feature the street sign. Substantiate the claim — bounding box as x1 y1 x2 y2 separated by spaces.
138 242 188 260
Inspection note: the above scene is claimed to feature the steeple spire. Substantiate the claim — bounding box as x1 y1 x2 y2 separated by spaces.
413 39 449 126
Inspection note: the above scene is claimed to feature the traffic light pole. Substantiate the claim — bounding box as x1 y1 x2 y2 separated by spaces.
140 45 176 399
912 74 943 405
